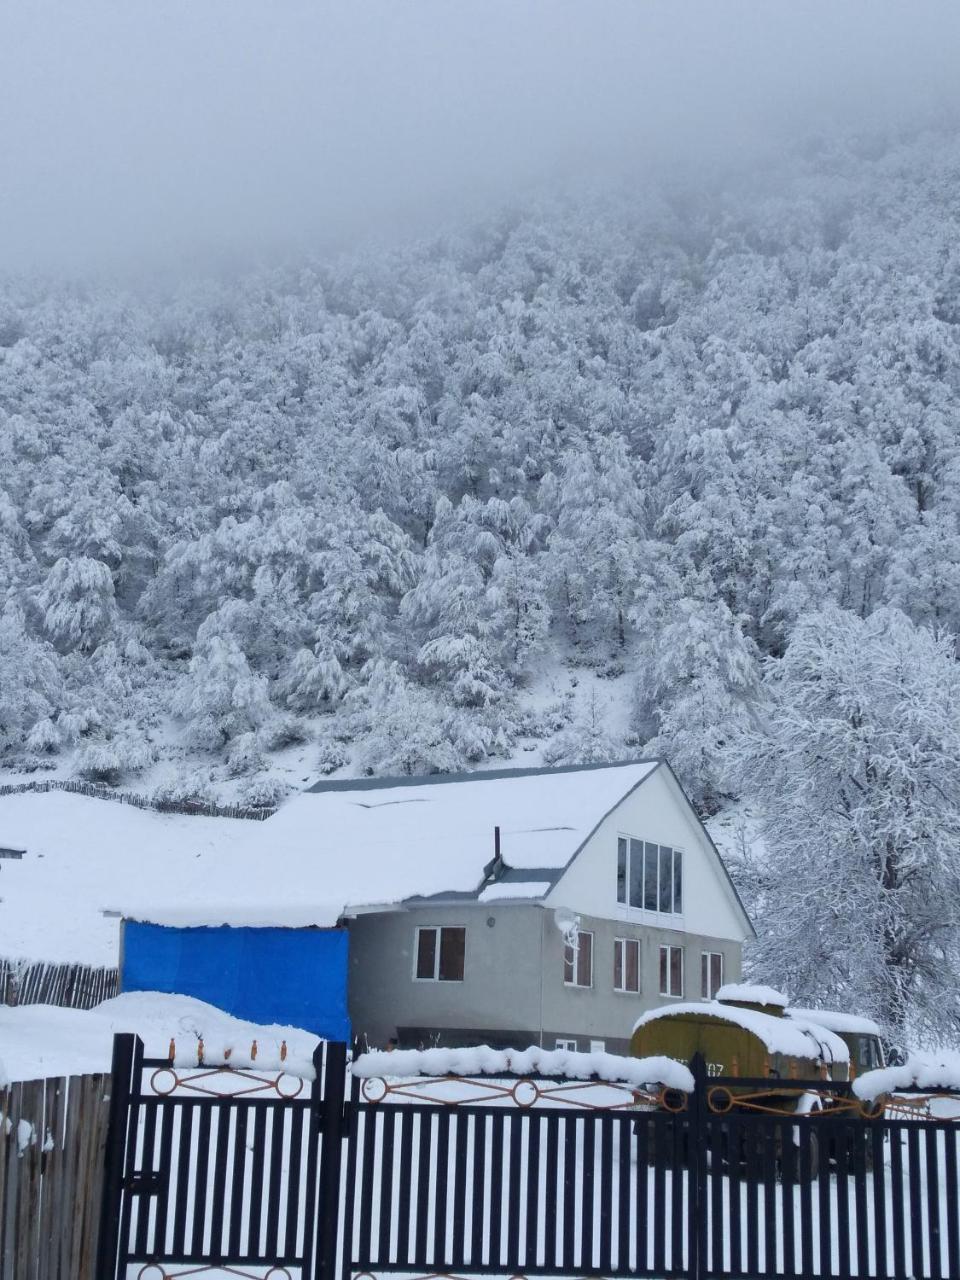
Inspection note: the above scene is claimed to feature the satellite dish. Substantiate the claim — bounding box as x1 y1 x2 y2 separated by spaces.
552 906 581 945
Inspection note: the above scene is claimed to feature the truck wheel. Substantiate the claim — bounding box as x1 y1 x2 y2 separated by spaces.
789 1132 820 1183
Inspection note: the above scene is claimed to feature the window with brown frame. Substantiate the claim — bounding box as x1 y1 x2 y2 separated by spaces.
414 926 465 981
614 937 641 993
562 931 593 987
701 951 723 999
659 944 684 997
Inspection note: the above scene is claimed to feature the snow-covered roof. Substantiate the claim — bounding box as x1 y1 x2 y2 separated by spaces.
633 1001 850 1064
787 1007 882 1037
0 760 660 966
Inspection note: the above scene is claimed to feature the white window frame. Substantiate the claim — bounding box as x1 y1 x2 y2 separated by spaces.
563 930 594 988
701 950 724 1000
589 1039 606 1053
613 936 641 994
659 944 684 998
413 925 465 983
555 1037 578 1051
617 835 684 916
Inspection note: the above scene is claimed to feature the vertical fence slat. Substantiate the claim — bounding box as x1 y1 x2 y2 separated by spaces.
395 1107 414 1267
504 1111 527 1269
890 1125 907 1277
908 1125 925 1280
491 1111 506 1269
171 1103 195 1258
925 1124 943 1280
432 1109 451 1271
652 1113 667 1277
945 1126 959 1280
413 1110 433 1268
468 1111 487 1271
523 1113 542 1274
451 1109 470 1272
376 1106 396 1267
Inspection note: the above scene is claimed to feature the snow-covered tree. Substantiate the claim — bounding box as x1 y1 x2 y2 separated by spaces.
173 634 274 750
734 607 960 1044
37 557 118 652
0 606 62 753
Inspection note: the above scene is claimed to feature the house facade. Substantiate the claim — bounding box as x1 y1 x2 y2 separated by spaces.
343 760 753 1054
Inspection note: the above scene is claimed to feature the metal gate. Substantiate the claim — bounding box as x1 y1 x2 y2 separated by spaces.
96 1034 345 1280
342 1056 960 1280
98 1038 960 1280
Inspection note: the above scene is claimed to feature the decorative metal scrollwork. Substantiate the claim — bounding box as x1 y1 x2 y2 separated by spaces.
147 1064 304 1100
136 1266 293 1279
356 1072 675 1112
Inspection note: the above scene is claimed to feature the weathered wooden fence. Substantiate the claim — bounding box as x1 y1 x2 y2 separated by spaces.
0 1074 110 1280
0 778 274 821
0 959 118 1012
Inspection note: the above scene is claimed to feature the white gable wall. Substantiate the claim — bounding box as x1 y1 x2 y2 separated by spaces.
545 765 751 943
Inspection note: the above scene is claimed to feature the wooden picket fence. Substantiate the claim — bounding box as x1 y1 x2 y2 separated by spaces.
0 778 275 821
0 1074 110 1280
0 960 118 1012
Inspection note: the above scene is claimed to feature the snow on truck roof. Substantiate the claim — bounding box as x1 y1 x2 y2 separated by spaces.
633 1001 850 1064
787 1007 882 1037
0 760 660 966
715 983 788 1008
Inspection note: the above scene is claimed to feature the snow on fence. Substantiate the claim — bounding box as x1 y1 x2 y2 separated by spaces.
0 958 118 1012
0 1073 110 1280
0 778 275 821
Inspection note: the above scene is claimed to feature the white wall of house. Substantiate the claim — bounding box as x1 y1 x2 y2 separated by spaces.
544 765 751 943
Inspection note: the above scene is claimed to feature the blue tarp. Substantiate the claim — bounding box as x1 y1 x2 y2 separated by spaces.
121 921 350 1040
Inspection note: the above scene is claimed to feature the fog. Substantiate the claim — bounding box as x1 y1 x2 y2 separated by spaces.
2 0 959 273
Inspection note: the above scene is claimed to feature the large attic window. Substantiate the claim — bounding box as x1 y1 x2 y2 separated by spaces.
617 837 682 915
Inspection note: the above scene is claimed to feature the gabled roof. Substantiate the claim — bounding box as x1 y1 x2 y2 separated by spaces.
0 757 752 964
267 759 662 908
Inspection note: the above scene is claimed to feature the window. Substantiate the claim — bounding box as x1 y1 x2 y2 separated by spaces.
701 951 723 999
659 945 684 997
563 930 593 987
555 1038 577 1051
614 937 641 993
617 837 683 914
414 926 465 981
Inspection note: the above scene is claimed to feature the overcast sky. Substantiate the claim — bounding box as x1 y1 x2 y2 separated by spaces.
1 1 959 273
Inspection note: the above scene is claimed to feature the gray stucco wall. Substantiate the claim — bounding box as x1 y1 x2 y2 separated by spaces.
348 903 741 1054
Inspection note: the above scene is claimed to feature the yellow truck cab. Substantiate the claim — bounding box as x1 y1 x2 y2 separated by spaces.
786 1007 885 1078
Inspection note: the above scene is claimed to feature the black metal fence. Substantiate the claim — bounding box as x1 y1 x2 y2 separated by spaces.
96 1036 960 1280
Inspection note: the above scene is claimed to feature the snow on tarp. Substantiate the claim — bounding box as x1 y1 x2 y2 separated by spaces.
119 904 345 929
477 881 553 903
0 992 321 1085
633 1001 850 1064
852 1051 960 1102
787 1007 882 1037
353 1045 694 1092
715 983 788 1008
0 763 658 966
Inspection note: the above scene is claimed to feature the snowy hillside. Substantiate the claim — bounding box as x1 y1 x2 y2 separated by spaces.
3 125 960 1043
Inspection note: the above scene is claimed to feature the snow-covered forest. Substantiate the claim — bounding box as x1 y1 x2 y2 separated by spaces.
3 124 960 1040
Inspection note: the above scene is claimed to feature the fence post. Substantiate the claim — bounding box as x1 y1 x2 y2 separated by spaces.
94 1033 139 1280
688 1052 707 1280
315 1041 347 1280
